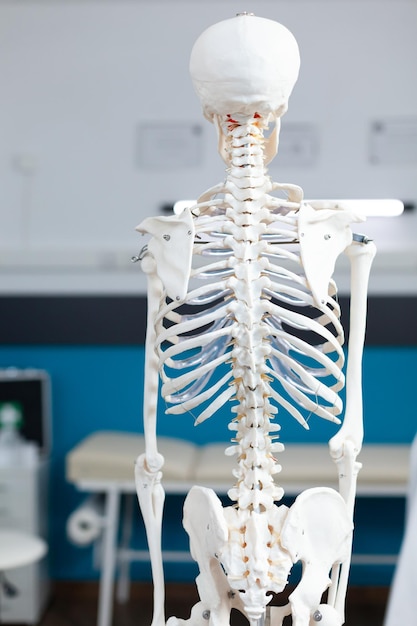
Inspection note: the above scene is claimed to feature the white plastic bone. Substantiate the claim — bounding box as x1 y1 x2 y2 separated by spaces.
189 15 300 120
182 487 232 626
190 15 299 165
135 253 166 626
135 456 165 626
137 209 195 302
135 13 375 626
298 202 361 307
280 488 352 625
326 238 376 621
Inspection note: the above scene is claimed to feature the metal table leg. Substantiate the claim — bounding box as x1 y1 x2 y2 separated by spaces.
116 493 134 603
97 487 120 626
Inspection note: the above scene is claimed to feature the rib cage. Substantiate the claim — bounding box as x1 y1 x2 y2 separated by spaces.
154 113 345 507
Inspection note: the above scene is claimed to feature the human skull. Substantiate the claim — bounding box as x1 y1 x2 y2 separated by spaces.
189 13 300 121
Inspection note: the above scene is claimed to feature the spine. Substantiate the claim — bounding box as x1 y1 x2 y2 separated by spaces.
221 114 284 511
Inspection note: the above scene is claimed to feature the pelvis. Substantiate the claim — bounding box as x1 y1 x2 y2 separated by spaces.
177 485 352 626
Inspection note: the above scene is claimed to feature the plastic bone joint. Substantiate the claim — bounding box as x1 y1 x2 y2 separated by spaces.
134 13 376 626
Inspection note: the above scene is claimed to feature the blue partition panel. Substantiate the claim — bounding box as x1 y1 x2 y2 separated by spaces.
0 344 414 584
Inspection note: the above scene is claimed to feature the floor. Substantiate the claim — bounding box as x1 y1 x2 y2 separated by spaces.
37 582 390 626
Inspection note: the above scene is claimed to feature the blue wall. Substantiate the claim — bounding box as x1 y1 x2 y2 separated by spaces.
0 345 415 585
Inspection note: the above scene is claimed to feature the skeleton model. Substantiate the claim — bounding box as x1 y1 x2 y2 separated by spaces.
134 14 376 626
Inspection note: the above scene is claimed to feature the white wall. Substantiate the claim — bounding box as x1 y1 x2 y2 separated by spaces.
1 0 416 294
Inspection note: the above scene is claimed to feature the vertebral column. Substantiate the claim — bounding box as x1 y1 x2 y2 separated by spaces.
222 114 284 513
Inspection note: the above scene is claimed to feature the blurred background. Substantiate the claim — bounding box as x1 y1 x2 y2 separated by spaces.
0 0 416 614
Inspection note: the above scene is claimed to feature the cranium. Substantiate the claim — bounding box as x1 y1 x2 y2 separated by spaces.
189 13 300 122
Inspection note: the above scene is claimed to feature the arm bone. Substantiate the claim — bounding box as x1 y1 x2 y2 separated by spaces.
327 237 376 620
135 254 166 626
